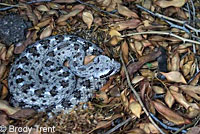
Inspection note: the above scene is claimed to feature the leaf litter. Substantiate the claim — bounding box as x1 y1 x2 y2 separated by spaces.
0 0 200 134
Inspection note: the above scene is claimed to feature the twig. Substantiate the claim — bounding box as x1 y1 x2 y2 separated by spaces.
136 4 200 34
120 51 166 134
120 31 200 45
189 0 199 73
75 0 119 18
0 0 52 11
150 113 187 133
104 117 132 134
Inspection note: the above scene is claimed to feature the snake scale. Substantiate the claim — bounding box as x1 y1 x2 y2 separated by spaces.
8 35 121 115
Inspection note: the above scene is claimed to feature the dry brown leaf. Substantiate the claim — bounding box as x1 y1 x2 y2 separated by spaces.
138 123 160 134
126 128 146 134
188 106 200 119
36 18 52 28
88 114 122 133
106 0 117 11
152 86 165 94
0 85 8 100
118 4 139 18
169 85 179 92
109 29 123 46
179 85 200 100
129 102 142 118
165 90 175 108
190 62 196 77
160 71 187 84
134 41 143 56
182 61 193 76
48 2 61 9
0 113 8 126
36 5 49 12
170 90 191 109
186 126 200 134
0 100 20 115
131 76 144 84
82 11 93 29
9 109 36 119
140 69 154 79
171 53 180 71
0 43 6 60
121 41 129 64
40 24 53 39
113 19 141 31
54 0 76 3
97 0 112 7
121 90 129 108
0 64 6 80
126 50 161 78
152 100 191 125
6 45 14 60
156 0 187 8
57 5 85 23
96 92 109 104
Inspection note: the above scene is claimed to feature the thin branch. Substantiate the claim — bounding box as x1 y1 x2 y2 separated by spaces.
120 51 166 134
0 0 52 11
120 31 200 45
75 0 119 18
136 4 200 34
105 117 132 134
150 113 187 133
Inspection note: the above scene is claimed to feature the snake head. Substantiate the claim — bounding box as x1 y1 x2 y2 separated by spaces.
92 55 121 79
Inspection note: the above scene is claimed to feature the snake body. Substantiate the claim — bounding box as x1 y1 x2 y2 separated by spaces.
8 35 121 114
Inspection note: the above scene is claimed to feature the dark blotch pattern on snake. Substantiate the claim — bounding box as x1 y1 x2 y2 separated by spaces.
8 35 121 115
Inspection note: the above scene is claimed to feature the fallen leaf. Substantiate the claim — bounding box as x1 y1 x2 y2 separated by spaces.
109 29 123 46
179 85 200 100
9 109 36 119
156 0 187 8
88 114 122 133
0 84 8 100
121 90 129 108
129 102 142 118
153 86 165 94
0 100 20 115
131 76 144 84
0 64 6 80
138 123 160 134
0 113 8 126
57 5 85 23
6 45 14 60
36 18 52 28
82 11 93 29
152 100 191 125
165 90 175 108
160 71 187 84
113 19 141 31
40 24 53 39
36 5 49 12
186 126 200 134
126 128 146 134
118 4 139 18
121 41 129 64
125 49 161 78
171 53 180 71
54 0 76 3
170 90 191 109
182 61 193 76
